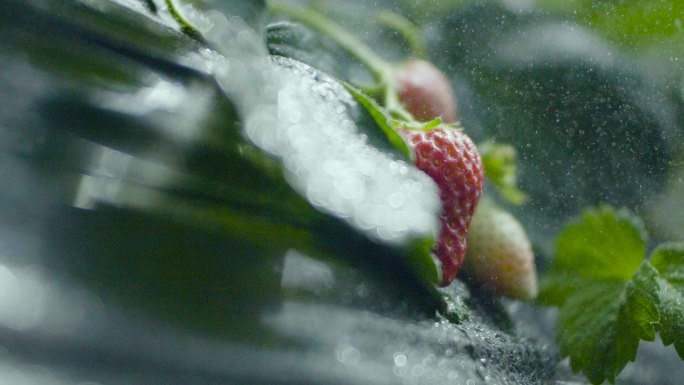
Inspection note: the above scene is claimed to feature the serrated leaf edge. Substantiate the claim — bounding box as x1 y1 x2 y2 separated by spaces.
649 243 684 359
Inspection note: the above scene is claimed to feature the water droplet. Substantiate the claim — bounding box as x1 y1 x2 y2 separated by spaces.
411 364 425 377
394 352 408 367
336 343 360 366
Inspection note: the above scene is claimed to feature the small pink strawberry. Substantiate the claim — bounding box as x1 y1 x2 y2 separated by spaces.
463 203 538 300
395 59 458 123
398 127 484 286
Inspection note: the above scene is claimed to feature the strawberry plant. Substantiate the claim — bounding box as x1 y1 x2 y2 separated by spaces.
263 3 684 384
540 206 684 384
0 1 682 385
267 1 490 286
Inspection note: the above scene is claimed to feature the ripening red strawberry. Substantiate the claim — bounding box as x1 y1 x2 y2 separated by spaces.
395 59 458 123
398 127 484 286
463 203 538 300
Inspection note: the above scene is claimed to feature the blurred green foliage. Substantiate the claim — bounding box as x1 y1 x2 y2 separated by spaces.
538 0 684 47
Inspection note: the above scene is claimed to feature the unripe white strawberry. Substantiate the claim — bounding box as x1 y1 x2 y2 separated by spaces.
463 203 538 300
395 59 458 123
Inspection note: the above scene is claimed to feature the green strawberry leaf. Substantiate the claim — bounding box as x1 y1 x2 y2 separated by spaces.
556 263 659 384
343 82 412 159
615 262 660 368
556 279 624 384
554 206 646 282
650 244 684 358
554 264 661 385
478 141 528 205
541 206 666 384
538 269 591 307
404 237 442 286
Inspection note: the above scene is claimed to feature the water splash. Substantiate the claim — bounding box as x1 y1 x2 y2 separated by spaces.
207 15 440 246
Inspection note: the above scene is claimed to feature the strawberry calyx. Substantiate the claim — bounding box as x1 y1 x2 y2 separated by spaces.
394 117 460 132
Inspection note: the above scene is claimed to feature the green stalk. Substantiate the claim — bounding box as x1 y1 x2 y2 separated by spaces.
268 0 393 83
268 1 416 122
376 10 427 59
165 0 204 42
385 85 413 122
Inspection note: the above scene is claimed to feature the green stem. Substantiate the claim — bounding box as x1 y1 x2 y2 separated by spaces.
165 0 204 42
268 0 393 82
385 86 413 122
376 10 427 59
268 1 419 122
